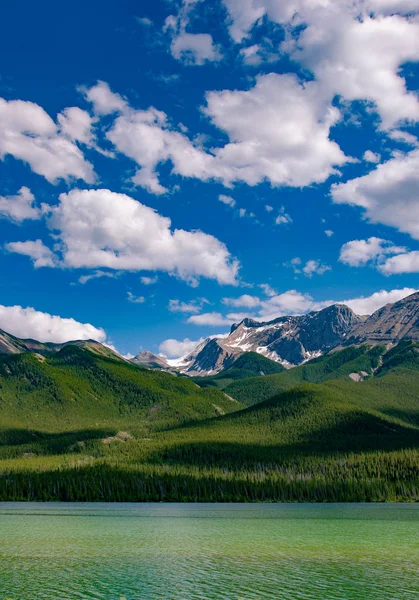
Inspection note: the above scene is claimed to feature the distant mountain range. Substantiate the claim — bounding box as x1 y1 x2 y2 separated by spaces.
133 291 419 376
0 290 418 502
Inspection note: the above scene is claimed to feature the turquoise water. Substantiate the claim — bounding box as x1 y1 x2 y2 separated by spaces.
0 503 418 599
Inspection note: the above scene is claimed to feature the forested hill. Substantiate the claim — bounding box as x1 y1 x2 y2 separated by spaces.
0 339 418 502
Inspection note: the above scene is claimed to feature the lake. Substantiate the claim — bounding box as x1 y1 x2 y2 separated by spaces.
0 503 418 599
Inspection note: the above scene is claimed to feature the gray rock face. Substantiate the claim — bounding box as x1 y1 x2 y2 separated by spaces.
344 292 419 346
163 293 418 376
132 350 170 369
175 303 364 375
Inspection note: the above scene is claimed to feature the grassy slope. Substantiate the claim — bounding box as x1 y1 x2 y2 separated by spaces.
0 345 241 447
0 342 418 502
191 351 285 390
224 345 387 405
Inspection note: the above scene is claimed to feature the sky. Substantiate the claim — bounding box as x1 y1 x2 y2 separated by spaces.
0 0 418 358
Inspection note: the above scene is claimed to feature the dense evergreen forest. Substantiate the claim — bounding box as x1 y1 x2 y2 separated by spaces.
0 342 418 502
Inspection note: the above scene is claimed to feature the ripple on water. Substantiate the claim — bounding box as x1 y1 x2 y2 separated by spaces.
0 503 418 600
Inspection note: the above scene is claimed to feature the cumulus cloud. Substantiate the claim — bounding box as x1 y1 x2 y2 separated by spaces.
275 207 292 225
5 239 56 268
222 1 419 130
363 150 381 163
204 73 350 188
325 230 334 237
332 149 419 239
286 257 330 277
141 275 158 285
171 33 222 65
159 336 205 358
342 287 417 314
84 77 349 195
187 312 234 326
259 283 277 297
219 194 236 207
169 299 207 313
165 0 222 65
80 80 127 116
127 292 145 304
0 97 95 184
379 251 419 274
0 187 41 223
43 188 239 286
222 294 261 308
187 285 417 327
0 304 106 343
57 107 95 145
339 237 407 267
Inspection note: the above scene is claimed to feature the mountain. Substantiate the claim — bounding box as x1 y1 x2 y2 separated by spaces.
191 351 286 390
343 291 419 346
0 344 242 438
138 292 418 377
0 328 121 360
131 350 171 370
142 304 364 376
1 339 418 502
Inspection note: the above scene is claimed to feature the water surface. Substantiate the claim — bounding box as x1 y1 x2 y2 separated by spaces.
0 503 418 599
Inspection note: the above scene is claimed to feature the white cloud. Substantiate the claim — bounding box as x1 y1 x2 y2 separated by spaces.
332 149 419 239
0 187 41 222
171 33 222 65
259 287 417 319
286 257 330 277
259 290 326 320
5 239 56 268
342 287 417 314
379 251 419 274
57 107 95 145
265 205 273 213
339 237 407 267
240 44 263 65
78 270 116 285
204 73 350 188
187 312 234 326
159 336 205 358
0 304 106 343
238 208 246 218
325 229 334 237
275 207 292 225
136 16 153 27
363 150 381 163
219 194 236 207
0 97 95 184
127 292 145 304
46 188 239 286
88 76 349 195
302 259 331 278
165 0 222 66
169 299 205 314
259 283 277 297
141 275 158 285
222 294 261 308
222 1 419 130
187 286 418 327
81 80 127 116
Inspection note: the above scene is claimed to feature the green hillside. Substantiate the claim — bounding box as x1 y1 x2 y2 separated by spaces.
0 341 418 502
192 351 285 390
0 345 241 442
224 344 388 405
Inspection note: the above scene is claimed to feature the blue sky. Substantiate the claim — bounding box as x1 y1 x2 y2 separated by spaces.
0 0 418 358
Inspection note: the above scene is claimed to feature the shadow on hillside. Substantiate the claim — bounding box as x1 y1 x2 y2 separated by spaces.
0 427 116 456
378 408 419 427
151 415 419 468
